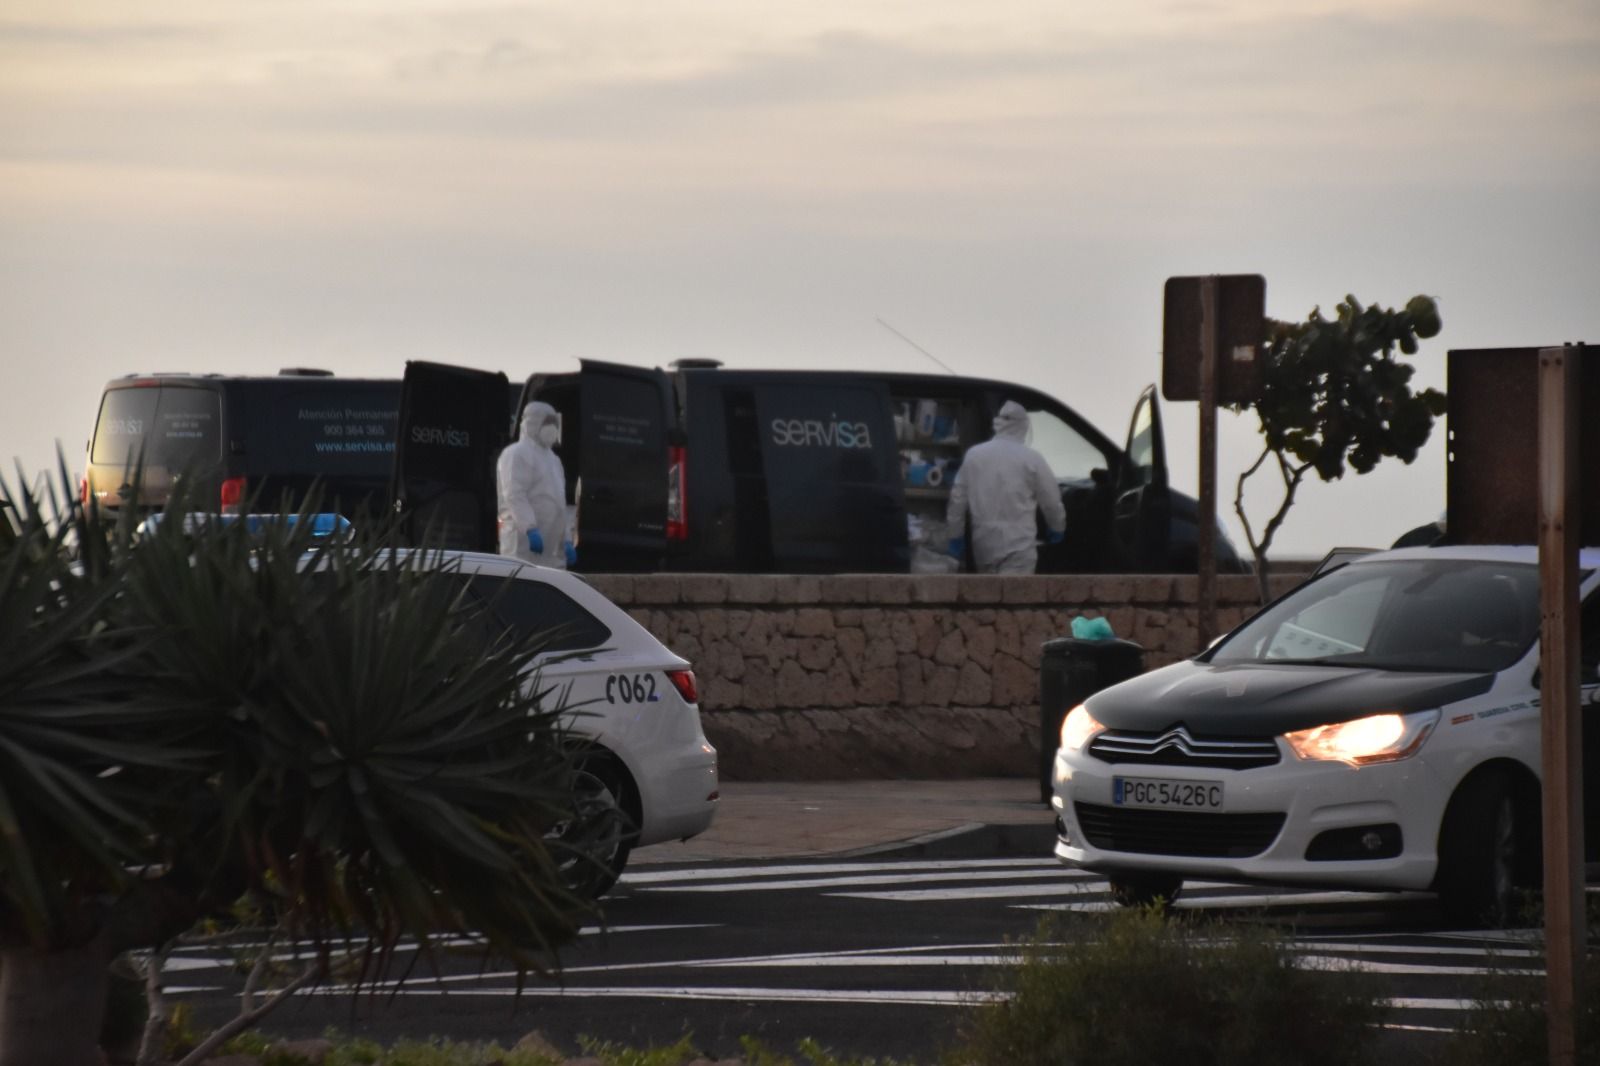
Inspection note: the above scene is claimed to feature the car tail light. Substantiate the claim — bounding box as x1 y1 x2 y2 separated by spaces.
666 668 698 704
666 445 687 542
219 476 246 515
79 476 90 507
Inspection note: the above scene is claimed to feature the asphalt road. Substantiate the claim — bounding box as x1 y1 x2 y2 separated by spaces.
168 833 1563 1062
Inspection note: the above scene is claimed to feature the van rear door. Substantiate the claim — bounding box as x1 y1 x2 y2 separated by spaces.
755 379 907 572
1111 385 1171 570
392 361 510 551
576 360 674 571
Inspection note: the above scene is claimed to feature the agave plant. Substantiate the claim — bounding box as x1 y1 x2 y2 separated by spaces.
0 469 588 1066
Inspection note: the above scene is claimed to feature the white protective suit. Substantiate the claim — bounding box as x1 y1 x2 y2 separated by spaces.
945 400 1067 574
496 402 571 569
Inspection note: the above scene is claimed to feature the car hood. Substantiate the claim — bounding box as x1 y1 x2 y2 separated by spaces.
1084 660 1497 735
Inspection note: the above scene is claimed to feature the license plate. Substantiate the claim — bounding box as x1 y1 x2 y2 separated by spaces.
1113 777 1225 811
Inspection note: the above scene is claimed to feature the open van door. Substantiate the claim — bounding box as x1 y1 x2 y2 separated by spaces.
754 378 907 572
392 361 510 552
576 360 674 571
1111 385 1171 570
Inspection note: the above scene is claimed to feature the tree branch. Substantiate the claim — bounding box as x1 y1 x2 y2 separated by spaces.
135 944 172 1066
172 961 320 1066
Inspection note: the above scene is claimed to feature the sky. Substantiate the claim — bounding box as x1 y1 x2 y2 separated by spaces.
1 0 1596 557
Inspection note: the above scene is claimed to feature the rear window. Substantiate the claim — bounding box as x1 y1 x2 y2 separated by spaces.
92 386 221 470
467 575 612 653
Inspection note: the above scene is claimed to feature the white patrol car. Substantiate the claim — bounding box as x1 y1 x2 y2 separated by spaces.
1053 545 1600 925
422 550 718 897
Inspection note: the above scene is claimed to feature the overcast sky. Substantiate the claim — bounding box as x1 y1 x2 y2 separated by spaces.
2 0 1595 556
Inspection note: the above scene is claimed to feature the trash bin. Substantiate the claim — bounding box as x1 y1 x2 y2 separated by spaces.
1038 637 1145 803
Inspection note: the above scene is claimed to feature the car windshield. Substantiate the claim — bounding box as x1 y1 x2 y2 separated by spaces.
1209 557 1541 673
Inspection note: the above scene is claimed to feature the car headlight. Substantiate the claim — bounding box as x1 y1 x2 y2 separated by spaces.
1282 709 1439 765
1059 704 1105 753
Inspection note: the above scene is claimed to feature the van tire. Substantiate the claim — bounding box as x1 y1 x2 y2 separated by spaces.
1107 872 1184 908
1436 767 1524 927
556 764 634 900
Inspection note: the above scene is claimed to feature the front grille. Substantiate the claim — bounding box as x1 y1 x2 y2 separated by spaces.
1088 725 1281 770
1074 802 1286 858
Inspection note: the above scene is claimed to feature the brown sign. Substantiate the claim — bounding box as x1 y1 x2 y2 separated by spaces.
1161 274 1266 404
1447 346 1598 546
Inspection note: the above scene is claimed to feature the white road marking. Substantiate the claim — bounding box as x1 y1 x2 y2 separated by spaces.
620 857 1056 885
648 869 1085 893
1294 940 1544 959
1298 955 1542 978
840 882 1112 902
297 984 1006 1007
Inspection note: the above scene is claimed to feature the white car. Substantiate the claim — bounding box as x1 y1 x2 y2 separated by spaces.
1053 545 1600 925
428 550 719 897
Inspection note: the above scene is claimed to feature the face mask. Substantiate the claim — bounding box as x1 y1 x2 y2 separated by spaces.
537 424 560 448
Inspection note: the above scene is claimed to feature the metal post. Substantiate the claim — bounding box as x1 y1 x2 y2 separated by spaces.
1196 276 1219 649
1537 343 1585 1066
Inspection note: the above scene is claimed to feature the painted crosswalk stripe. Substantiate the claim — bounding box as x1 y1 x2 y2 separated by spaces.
643 868 1091 893
298 984 1006 1007
620 857 1057 885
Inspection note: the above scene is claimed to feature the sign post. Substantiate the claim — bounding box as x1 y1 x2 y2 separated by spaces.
1162 274 1265 649
1538 343 1585 1066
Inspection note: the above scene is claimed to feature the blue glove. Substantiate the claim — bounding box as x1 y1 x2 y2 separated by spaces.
526 528 544 554
1047 529 1065 545
948 536 966 559
563 540 577 567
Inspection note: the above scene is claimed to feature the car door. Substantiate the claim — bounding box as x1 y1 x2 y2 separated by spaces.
574 360 674 571
1111 385 1171 571
391 361 510 552
754 378 907 572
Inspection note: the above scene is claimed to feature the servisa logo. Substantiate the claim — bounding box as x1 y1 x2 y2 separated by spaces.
410 424 471 448
769 415 872 449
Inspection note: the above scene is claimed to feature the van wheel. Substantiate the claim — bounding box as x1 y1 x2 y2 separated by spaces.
1436 768 1525 927
1107 872 1184 908
555 765 634 900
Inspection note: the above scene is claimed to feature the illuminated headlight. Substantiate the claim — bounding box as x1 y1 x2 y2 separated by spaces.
1059 704 1105 753
1283 710 1439 765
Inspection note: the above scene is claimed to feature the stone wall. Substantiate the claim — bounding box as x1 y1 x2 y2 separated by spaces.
585 573 1301 781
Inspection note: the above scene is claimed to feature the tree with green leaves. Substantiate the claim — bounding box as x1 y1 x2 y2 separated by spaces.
1231 295 1446 601
0 466 590 1066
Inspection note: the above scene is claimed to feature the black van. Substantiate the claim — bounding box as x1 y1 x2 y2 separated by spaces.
82 370 407 525
395 360 1247 574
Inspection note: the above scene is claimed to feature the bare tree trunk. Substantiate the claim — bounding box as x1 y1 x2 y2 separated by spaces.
0 936 111 1066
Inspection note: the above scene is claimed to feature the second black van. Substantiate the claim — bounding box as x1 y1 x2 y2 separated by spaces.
394 359 1248 574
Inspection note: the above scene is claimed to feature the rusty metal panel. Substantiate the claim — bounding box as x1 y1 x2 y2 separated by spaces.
1447 345 1598 545
1161 274 1265 405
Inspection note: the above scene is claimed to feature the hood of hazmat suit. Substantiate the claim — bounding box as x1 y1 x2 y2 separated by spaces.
496 401 571 568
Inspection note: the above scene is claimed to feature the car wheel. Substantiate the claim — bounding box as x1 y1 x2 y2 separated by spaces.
1436 768 1524 927
554 765 634 901
1107 872 1184 908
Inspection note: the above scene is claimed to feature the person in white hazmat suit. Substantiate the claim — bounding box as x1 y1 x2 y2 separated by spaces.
497 401 576 569
945 400 1067 574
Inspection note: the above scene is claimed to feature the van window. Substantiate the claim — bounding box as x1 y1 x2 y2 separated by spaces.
269 388 398 475
468 575 612 652
92 386 221 470
1025 406 1110 481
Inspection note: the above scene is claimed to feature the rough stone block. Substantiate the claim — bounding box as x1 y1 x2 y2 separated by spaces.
679 576 729 604
910 575 962 603
773 576 822 604
1132 575 1175 603
1045 576 1097 606
865 577 913 604
992 652 1037 706
954 660 993 704
933 628 967 667
584 575 633 602
862 665 900 704
798 637 837 671
631 574 681 604
1090 576 1133 603
1000 577 1050 604
818 576 863 603
957 576 1003 604
793 608 834 638
726 574 778 604
742 659 776 711
897 654 925 703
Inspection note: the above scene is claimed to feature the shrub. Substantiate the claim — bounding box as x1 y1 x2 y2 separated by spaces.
952 908 1388 1066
